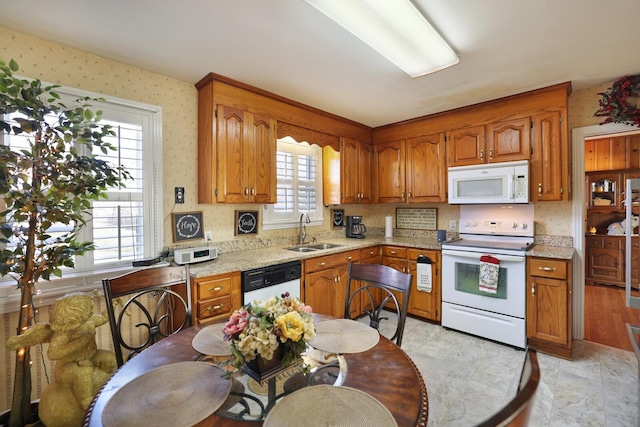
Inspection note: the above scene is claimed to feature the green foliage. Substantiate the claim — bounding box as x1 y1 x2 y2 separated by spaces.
0 58 132 288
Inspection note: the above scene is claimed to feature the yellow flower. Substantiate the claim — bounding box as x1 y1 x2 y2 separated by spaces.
275 311 305 342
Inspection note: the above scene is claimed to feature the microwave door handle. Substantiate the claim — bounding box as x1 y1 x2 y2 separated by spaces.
508 173 514 199
442 250 525 263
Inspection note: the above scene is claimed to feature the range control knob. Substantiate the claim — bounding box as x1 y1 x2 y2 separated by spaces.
522 223 528 230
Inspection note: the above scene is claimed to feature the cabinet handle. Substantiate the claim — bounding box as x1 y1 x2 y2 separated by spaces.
408 191 412 199
390 251 397 255
538 183 542 195
244 187 249 195
489 148 493 159
251 187 256 195
345 256 352 261
401 191 405 199
480 149 484 160
531 285 535 297
208 286 223 292
538 266 556 272
318 262 326 267
206 304 224 312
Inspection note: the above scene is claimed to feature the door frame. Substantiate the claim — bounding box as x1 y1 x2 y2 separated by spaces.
571 122 639 339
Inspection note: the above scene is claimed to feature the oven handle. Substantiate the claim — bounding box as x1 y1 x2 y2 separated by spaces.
442 249 526 263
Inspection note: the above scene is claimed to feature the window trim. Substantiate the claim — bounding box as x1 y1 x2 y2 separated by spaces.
0 80 163 313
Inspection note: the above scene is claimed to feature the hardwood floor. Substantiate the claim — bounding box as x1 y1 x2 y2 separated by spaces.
584 283 640 351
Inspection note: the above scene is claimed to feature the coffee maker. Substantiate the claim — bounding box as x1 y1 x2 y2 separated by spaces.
346 215 367 239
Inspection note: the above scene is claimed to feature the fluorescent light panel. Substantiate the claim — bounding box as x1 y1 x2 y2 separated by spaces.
305 0 459 78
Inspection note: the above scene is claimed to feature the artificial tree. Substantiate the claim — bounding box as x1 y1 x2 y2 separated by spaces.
0 58 131 427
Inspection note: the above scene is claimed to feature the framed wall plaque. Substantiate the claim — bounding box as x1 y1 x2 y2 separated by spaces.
331 209 344 228
172 211 204 242
396 208 437 230
235 210 258 235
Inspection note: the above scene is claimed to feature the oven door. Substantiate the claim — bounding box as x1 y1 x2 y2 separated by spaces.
442 249 526 318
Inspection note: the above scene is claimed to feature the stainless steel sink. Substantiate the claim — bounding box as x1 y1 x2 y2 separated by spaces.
285 246 319 252
307 243 342 250
285 243 342 252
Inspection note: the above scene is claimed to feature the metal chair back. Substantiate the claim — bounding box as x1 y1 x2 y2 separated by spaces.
344 262 412 346
102 265 190 367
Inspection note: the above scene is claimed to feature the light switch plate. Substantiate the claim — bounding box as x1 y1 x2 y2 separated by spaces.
175 187 184 204
449 220 457 230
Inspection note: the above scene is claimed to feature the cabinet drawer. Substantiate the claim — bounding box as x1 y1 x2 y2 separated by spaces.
407 248 438 262
197 295 232 320
529 258 567 280
603 238 622 249
587 237 605 248
197 276 232 300
359 246 380 258
305 249 359 273
382 246 408 258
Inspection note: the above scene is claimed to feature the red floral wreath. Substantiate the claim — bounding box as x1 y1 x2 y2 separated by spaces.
594 74 640 127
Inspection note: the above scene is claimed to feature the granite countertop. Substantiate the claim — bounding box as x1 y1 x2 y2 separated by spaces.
187 236 574 278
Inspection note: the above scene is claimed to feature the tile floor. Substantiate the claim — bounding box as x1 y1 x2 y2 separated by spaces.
396 317 638 426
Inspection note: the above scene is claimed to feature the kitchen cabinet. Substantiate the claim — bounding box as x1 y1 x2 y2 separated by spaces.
527 257 572 359
381 246 441 322
358 246 381 315
530 111 568 202
340 137 373 204
373 133 446 203
586 172 621 211
406 248 441 322
215 104 276 203
585 236 624 287
585 136 628 172
304 250 359 318
448 118 530 167
192 271 241 324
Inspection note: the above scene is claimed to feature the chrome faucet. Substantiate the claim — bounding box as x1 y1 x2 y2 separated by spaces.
299 212 310 244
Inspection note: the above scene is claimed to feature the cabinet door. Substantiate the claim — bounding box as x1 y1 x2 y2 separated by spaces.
406 249 440 321
531 112 564 201
587 172 620 210
340 137 360 204
585 136 628 172
250 113 276 203
406 133 446 203
486 117 531 163
216 105 249 203
358 142 373 204
527 276 569 346
305 269 338 317
447 125 485 167
374 140 406 203
587 248 623 284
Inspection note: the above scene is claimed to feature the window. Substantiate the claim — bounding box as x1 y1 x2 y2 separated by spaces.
0 84 162 297
262 137 323 229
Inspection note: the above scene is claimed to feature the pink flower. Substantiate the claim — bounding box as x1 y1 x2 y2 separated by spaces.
299 304 313 314
222 310 248 338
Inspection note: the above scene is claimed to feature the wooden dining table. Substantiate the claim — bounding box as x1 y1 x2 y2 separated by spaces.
83 317 428 427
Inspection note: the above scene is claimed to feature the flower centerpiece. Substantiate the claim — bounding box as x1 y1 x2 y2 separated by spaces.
594 74 640 127
222 293 315 378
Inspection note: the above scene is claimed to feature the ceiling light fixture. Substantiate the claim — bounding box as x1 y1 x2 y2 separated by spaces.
305 0 459 78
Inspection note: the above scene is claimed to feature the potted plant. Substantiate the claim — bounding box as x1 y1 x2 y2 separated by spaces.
0 58 131 427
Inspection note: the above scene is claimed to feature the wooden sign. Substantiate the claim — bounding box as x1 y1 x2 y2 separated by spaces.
172 211 204 242
235 210 258 235
396 208 437 230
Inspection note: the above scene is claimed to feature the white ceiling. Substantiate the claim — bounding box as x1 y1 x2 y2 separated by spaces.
1 0 639 127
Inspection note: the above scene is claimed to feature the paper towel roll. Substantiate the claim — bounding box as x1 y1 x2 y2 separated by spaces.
385 215 393 237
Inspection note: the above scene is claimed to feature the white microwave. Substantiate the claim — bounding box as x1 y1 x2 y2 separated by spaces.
448 160 529 204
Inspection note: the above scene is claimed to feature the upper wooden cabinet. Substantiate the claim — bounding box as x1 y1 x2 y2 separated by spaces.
340 137 373 204
216 105 276 203
530 111 567 202
585 134 640 172
448 118 530 167
374 133 446 204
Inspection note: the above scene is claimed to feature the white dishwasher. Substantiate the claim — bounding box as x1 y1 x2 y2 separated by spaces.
241 260 302 305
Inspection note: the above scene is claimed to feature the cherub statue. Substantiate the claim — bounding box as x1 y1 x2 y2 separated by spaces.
7 293 117 427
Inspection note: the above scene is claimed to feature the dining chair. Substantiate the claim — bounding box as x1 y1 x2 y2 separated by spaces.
102 265 190 367
344 262 413 347
475 348 540 427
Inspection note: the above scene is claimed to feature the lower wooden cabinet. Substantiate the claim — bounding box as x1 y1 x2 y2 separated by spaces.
527 257 572 359
381 245 441 322
304 250 359 318
191 271 241 324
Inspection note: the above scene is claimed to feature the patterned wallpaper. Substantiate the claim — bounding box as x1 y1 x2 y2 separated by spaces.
0 25 624 412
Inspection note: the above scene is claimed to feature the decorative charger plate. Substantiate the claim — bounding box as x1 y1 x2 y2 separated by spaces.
102 362 231 427
310 318 380 354
192 322 232 356
263 385 397 427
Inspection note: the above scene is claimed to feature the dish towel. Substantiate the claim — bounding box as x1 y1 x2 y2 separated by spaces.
479 255 500 294
416 255 432 293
